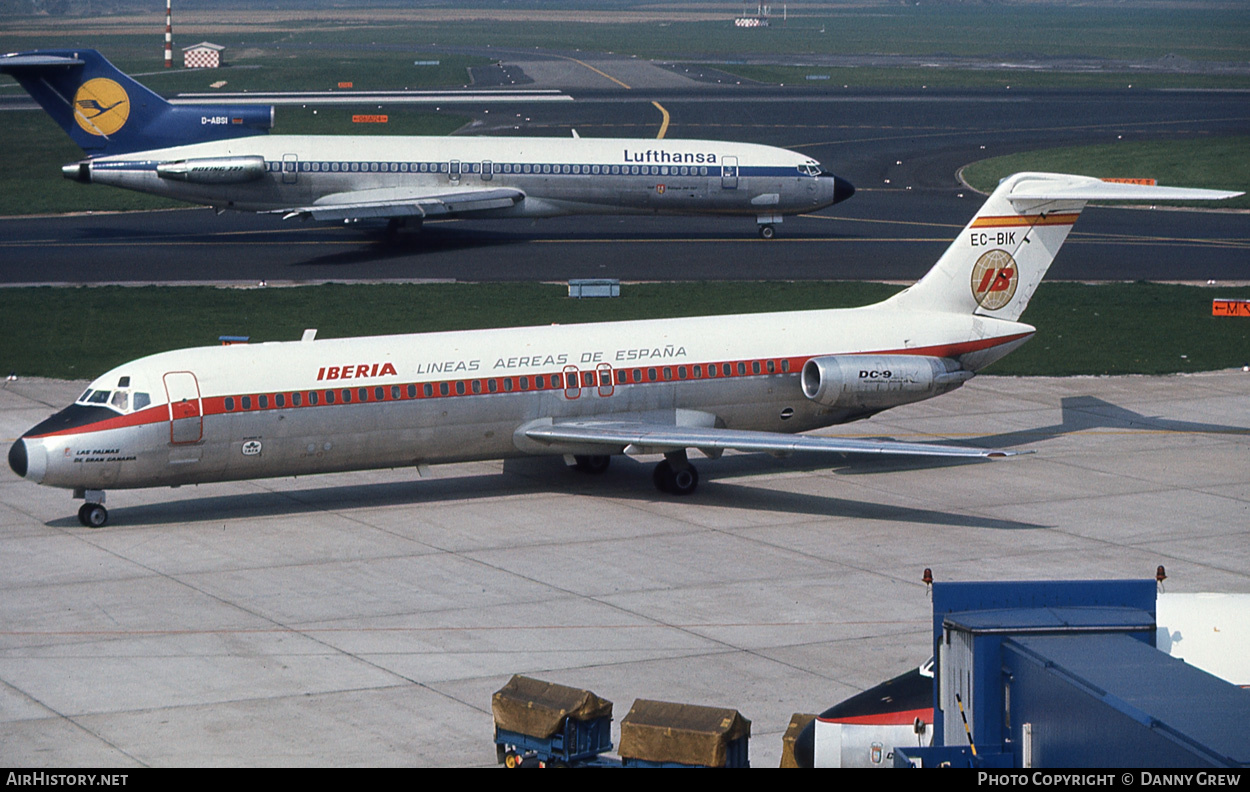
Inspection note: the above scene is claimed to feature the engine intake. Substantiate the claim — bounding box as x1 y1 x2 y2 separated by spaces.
801 355 971 410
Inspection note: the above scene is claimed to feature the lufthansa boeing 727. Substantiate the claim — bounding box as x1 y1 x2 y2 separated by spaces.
0 49 854 237
9 173 1239 526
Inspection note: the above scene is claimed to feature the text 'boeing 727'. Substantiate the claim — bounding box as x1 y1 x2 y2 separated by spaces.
0 49 853 238
9 173 1239 526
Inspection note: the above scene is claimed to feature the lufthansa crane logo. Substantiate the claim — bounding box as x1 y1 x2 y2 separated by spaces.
73 78 130 136
970 249 1018 311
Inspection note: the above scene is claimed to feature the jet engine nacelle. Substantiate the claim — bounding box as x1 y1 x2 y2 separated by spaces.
801 355 971 411
156 156 267 184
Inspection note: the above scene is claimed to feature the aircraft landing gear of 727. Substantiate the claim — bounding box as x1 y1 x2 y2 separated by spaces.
653 451 700 496
758 224 776 240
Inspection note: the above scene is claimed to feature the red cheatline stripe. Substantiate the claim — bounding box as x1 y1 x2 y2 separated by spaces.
971 213 1079 229
818 708 932 727
28 332 1032 439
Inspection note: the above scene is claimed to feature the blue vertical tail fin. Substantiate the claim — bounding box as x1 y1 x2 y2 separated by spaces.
0 48 272 156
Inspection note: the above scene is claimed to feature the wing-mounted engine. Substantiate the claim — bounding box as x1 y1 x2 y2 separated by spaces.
801 355 971 411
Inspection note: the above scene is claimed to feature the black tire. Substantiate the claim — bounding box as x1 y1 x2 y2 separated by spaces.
573 454 611 474
653 460 699 496
669 464 699 496
78 502 108 528
759 224 776 240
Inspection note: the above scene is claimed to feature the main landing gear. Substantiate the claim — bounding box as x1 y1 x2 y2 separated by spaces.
572 454 611 475
652 450 699 496
75 490 107 528
571 452 702 496
758 224 776 240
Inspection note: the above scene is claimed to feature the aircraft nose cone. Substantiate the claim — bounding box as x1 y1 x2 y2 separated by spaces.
8 437 27 479
832 176 855 205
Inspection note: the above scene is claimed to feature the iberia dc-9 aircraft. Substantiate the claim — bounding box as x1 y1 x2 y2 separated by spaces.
0 49 853 238
9 173 1239 527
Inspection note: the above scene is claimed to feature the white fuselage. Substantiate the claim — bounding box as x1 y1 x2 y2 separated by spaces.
15 305 1033 493
82 135 844 219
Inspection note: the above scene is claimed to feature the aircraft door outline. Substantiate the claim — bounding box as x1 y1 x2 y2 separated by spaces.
563 365 581 400
596 363 615 397
282 153 298 184
449 159 461 183
481 160 493 182
721 156 739 190
163 371 203 444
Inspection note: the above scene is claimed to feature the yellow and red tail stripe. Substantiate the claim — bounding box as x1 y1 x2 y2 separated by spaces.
971 212 1080 229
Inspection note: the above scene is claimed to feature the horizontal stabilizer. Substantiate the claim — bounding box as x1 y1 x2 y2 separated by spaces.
1006 174 1243 204
0 53 85 70
524 420 1018 459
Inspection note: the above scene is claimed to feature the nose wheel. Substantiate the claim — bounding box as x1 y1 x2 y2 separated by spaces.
78 502 108 528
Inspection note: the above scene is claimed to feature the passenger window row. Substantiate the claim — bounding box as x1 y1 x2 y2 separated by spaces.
270 160 715 178
219 358 795 413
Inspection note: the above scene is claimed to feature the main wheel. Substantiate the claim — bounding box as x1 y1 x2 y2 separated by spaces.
78 502 108 528
759 224 776 240
573 454 611 474
652 460 699 496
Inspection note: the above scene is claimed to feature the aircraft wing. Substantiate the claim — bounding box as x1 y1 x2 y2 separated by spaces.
523 420 1018 459
272 186 525 222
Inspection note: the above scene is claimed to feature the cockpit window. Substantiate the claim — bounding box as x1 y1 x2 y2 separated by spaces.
75 380 152 415
797 163 822 177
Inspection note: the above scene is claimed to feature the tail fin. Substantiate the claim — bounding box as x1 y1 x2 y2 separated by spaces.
886 172 1242 322
0 49 272 156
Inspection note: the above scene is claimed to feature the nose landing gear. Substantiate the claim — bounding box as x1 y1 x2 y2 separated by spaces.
74 489 108 528
78 502 108 528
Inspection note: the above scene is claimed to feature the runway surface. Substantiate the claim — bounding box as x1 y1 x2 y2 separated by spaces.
3 371 1248 766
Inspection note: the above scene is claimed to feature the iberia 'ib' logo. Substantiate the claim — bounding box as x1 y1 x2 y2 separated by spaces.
73 78 130 136
970 249 1018 311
